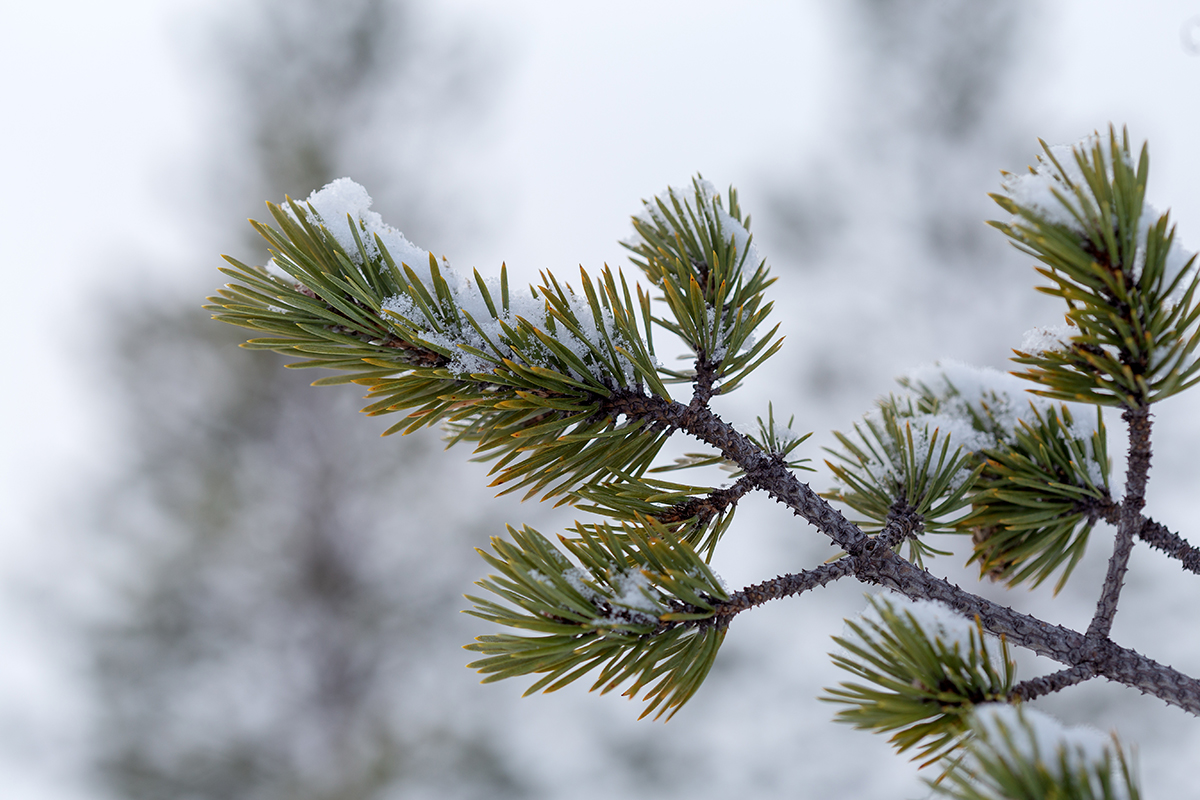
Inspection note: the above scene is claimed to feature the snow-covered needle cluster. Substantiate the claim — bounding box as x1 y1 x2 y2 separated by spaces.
935 705 1139 800
208 127 1200 797
824 595 1016 766
824 359 1112 587
208 176 779 718
622 177 781 393
993 126 1200 408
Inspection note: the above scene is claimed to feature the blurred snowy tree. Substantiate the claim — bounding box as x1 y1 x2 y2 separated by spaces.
88 1 524 798
93 312 528 799
761 0 1038 409
767 0 1027 259
195 0 1200 791
201 0 495 252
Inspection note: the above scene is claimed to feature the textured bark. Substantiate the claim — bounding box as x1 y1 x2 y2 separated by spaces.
1011 665 1098 702
656 475 754 525
1137 517 1200 575
1087 407 1153 640
1081 494 1200 576
711 561 855 625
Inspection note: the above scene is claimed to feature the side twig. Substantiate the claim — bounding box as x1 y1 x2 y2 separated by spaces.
1010 664 1099 702
711 560 855 627
656 475 754 525
1087 407 1153 641
1078 496 1199 575
1137 517 1200 575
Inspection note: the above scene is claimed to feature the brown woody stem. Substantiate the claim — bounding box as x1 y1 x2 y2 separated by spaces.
1137 517 1200 575
1010 664 1098 702
656 475 754 525
1087 406 1152 641
711 561 855 627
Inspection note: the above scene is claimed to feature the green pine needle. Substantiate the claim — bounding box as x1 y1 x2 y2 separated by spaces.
622 175 782 393
932 705 1140 800
992 126 1200 409
823 594 1017 767
824 406 981 564
962 405 1111 593
465 521 729 720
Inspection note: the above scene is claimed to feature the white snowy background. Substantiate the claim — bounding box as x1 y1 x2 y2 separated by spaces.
4 0 1200 798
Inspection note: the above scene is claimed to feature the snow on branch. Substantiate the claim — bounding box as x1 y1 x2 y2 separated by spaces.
935 704 1138 800
999 134 1194 289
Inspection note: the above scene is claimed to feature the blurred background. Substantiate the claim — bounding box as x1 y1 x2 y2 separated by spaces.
4 0 1200 797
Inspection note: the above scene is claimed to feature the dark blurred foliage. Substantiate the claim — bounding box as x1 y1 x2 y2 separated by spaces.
94 315 528 800
765 0 1029 264
760 0 1038 410
201 0 498 254
850 0 1022 140
859 1 1027 260
88 1 526 798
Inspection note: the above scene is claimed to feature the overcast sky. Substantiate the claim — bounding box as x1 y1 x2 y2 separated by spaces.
4 1 1200 797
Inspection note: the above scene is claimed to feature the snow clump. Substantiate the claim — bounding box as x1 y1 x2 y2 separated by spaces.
295 178 638 383
631 178 762 272
860 594 978 652
627 179 763 364
293 177 431 274
966 704 1127 796
1019 324 1074 357
1000 135 1196 290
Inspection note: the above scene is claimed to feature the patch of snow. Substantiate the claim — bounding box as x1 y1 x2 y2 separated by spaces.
608 570 662 622
863 594 977 651
999 134 1107 231
563 568 600 604
1020 324 1073 356
633 178 761 272
896 360 1107 488
290 179 641 383
265 257 291 280
1000 136 1196 294
557 566 663 627
900 360 1046 448
1065 407 1106 488
627 179 762 364
293 178 431 273
969 703 1121 792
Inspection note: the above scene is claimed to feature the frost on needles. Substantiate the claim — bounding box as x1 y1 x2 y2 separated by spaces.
208 126 1200 797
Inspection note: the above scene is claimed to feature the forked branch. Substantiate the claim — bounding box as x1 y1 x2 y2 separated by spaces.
604 389 1200 716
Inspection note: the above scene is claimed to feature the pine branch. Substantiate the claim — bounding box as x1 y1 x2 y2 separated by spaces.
603 389 1200 716
866 544 1200 716
1066 495 1200 576
690 355 720 407
876 501 925 551
1087 407 1153 640
208 157 1200 791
